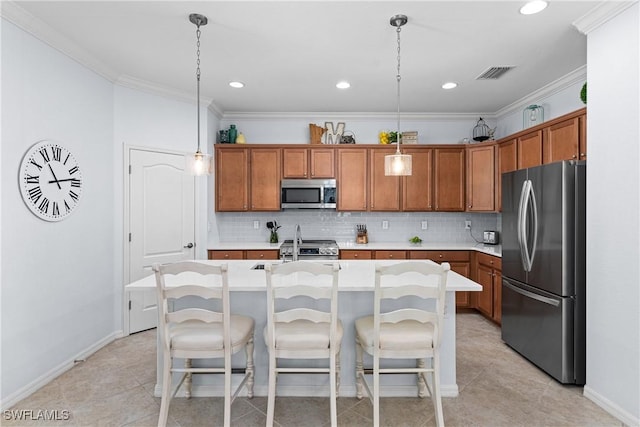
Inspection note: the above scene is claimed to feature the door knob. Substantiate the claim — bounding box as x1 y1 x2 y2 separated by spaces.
184 243 194 249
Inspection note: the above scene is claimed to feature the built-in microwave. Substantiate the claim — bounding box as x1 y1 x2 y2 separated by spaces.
281 179 337 209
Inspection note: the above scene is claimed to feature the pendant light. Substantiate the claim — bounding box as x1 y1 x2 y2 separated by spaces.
384 14 412 176
186 13 212 176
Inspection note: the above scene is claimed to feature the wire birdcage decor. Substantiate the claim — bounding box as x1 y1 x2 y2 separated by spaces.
523 104 544 129
472 117 490 142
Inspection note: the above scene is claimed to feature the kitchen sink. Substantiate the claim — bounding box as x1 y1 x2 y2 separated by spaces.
251 262 340 270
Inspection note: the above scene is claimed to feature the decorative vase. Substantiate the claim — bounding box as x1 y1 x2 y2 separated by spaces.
269 231 279 243
228 124 237 144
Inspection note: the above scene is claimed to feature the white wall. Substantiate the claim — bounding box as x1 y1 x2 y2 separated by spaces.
1 19 116 405
582 4 639 425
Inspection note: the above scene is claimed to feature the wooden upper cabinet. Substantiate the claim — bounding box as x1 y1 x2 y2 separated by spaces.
370 148 400 211
579 113 587 160
249 148 281 211
434 147 465 211
517 130 543 169
337 148 368 211
466 144 495 212
403 148 433 211
543 117 580 163
310 148 335 178
282 147 335 179
496 139 518 212
216 147 249 211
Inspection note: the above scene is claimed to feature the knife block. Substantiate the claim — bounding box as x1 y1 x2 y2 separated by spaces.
356 232 368 244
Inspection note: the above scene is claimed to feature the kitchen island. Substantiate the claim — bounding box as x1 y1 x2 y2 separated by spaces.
126 259 481 398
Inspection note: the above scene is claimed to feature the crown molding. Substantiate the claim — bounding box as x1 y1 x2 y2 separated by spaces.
219 111 494 122
1 1 120 82
573 1 637 35
494 66 587 119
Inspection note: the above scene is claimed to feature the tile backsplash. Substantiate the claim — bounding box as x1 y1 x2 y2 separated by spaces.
213 211 500 245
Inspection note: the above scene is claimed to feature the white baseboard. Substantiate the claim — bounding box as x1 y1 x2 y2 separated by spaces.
0 331 120 410
153 383 459 398
583 385 639 427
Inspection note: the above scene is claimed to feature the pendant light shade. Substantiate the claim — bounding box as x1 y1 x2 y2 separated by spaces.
187 13 212 176
385 14 412 177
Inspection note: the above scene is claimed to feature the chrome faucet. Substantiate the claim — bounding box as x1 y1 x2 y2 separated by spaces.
293 224 302 261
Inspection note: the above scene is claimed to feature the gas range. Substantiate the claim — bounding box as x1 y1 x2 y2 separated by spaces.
279 239 339 261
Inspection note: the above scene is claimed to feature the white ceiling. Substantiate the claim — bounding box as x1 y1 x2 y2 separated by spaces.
6 1 600 115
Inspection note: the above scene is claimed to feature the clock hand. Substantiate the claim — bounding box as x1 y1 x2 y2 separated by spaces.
48 163 62 189
48 178 77 184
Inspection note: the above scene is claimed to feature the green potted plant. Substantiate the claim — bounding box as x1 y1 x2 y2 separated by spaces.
267 220 281 243
580 82 587 105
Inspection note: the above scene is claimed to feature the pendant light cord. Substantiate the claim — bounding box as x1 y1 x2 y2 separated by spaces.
195 25 202 154
396 25 402 155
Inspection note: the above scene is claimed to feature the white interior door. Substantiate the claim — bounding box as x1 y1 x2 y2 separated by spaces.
127 148 195 333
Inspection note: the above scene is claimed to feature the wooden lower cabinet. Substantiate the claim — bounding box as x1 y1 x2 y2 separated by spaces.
340 250 372 260
409 250 472 308
474 252 502 324
374 250 407 260
208 250 244 260
208 249 278 260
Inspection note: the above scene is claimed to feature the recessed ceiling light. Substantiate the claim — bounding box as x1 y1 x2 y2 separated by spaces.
229 81 244 88
336 81 351 89
520 1 548 15
442 82 458 90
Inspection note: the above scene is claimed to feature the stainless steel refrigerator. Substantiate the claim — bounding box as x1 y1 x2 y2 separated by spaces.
501 160 586 384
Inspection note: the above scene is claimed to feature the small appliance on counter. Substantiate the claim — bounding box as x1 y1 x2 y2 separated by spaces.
356 224 368 244
483 231 499 245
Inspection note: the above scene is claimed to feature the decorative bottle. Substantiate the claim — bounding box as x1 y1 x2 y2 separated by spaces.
228 124 237 144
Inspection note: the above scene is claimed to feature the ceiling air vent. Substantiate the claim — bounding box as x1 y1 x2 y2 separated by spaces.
476 66 514 80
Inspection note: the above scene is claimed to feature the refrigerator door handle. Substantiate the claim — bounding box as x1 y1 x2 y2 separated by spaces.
503 279 560 307
519 179 538 272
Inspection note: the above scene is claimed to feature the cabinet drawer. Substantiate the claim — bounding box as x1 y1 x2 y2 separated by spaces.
208 250 244 260
374 250 407 260
246 250 279 260
477 252 502 270
340 250 372 260
414 250 470 262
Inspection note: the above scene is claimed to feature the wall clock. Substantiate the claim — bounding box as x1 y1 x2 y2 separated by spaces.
19 140 83 221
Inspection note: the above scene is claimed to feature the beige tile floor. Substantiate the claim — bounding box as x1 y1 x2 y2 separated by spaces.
6 313 623 426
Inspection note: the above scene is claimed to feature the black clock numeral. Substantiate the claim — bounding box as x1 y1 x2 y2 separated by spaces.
38 197 50 213
51 146 62 162
64 200 71 212
39 149 50 163
52 202 60 217
69 166 79 175
69 190 79 202
71 178 81 188
63 153 70 165
30 159 43 170
28 186 42 203
26 175 39 184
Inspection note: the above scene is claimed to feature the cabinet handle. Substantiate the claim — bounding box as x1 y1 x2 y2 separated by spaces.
580 153 586 157
389 254 393 258
224 254 229 258
572 154 577 159
260 254 264 258
354 254 358 258
468 205 472 209
439 254 443 258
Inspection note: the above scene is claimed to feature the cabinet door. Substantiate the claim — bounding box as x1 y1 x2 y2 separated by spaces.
250 148 281 211
403 148 433 211
496 139 518 212
208 250 244 260
434 148 465 211
451 262 472 308
340 250 372 260
310 148 335 178
493 269 502 324
579 113 587 160
337 148 368 211
216 148 249 211
517 130 543 169
246 250 279 260
466 144 495 211
370 148 400 211
374 250 407 260
475 263 494 318
544 117 579 163
282 148 308 178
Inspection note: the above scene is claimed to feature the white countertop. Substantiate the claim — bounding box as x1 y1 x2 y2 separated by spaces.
126 260 482 292
209 241 502 257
